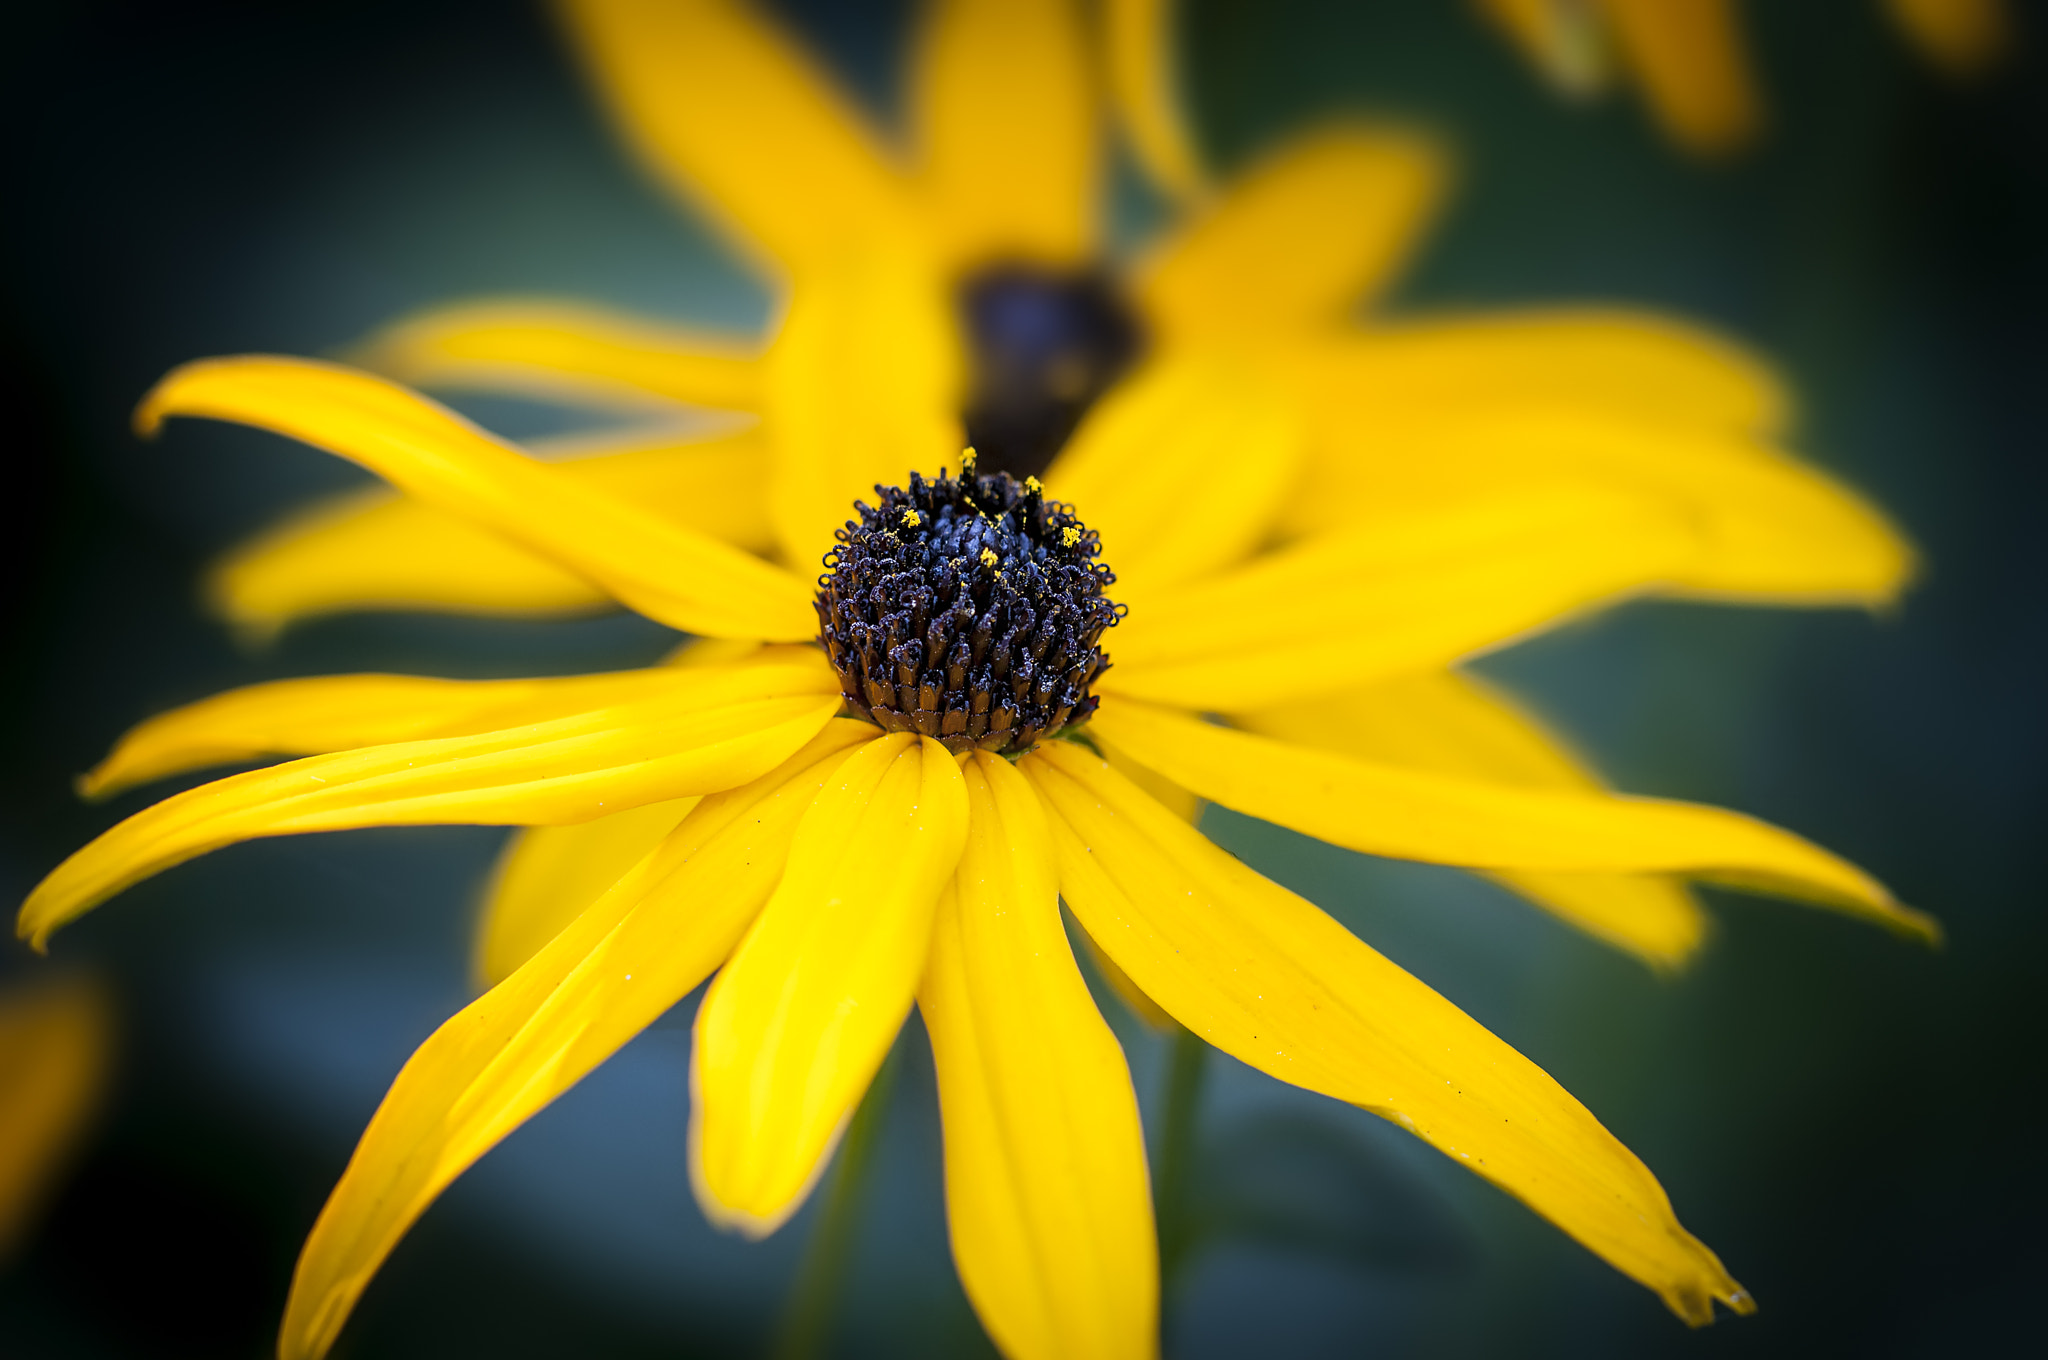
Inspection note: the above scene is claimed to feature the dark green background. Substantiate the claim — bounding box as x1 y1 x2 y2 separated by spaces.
2 2 2041 1356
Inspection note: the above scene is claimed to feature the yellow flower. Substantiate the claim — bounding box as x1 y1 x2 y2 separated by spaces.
22 354 1936 1357
211 0 1915 971
0 974 111 1262
1475 0 2012 155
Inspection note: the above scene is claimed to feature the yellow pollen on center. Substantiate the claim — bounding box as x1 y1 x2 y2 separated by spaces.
979 547 999 567
1061 526 1081 547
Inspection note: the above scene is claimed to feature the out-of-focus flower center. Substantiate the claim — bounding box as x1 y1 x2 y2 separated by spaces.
814 451 1124 755
957 264 1144 479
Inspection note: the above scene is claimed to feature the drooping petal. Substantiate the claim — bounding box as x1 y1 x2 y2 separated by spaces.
1101 485 1700 710
1476 0 1613 97
1599 0 1761 156
277 720 871 1360
1022 741 1753 1325
141 358 815 639
1103 0 1207 202
557 0 918 278
1044 354 1301 599
1088 697 1937 940
1232 671 1707 969
692 734 968 1235
1884 0 2009 76
1285 407 1915 606
354 300 763 411
920 753 1156 1360
473 799 699 987
20 658 843 948
0 976 111 1259
1133 122 1448 340
914 0 1098 270
208 429 778 637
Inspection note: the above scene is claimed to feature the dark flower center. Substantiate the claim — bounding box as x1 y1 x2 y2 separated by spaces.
958 264 1144 479
814 452 1124 755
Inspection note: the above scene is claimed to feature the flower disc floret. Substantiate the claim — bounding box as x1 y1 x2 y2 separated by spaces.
815 454 1123 755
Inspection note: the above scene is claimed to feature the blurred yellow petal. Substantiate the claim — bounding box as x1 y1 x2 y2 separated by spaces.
1103 0 1207 202
1477 0 1614 97
692 734 968 1234
475 799 699 987
914 0 1097 269
141 357 814 639
21 658 843 948
1025 741 1754 1325
763 248 964 564
354 300 762 411
278 721 871 1360
1233 671 1707 970
1884 0 2009 76
1134 122 1448 339
0 976 111 1259
1103 486 1700 710
1045 354 1301 599
558 0 917 278
1089 696 1936 940
209 429 777 637
1599 0 1760 155
920 753 1156 1360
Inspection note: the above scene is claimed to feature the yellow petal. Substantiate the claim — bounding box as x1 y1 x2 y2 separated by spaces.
1023 741 1753 1325
1103 0 1207 202
209 428 777 637
278 720 872 1360
1133 122 1448 340
1232 671 1707 970
1599 0 1761 156
1476 0 1614 97
20 658 843 948
1045 354 1301 599
692 733 968 1234
1287 407 1914 606
1102 485 1700 710
920 753 1156 1360
1087 696 1937 940
763 248 965 565
914 0 1097 270
142 358 814 639
1884 0 2009 76
474 799 699 987
0 976 111 1259
558 0 918 278
354 299 763 411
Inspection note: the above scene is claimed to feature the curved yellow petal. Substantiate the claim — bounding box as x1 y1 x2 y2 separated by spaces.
558 0 918 278
1103 0 1207 202
0 976 111 1259
1288 408 1914 606
20 658 843 948
209 429 777 637
914 0 1097 270
141 357 814 639
1103 486 1701 710
1022 741 1753 1325
278 720 871 1360
920 753 1156 1360
474 799 699 987
1088 696 1936 940
354 300 763 411
1133 122 1448 340
1884 0 2008 76
692 734 968 1234
1599 0 1760 156
1045 354 1302 599
1477 0 1614 97
1232 671 1707 970
763 248 965 565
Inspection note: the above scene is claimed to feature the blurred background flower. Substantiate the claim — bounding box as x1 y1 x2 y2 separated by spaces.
1 1 2043 1357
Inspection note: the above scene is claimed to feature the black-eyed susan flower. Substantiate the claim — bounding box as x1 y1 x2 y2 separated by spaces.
23 355 1937 1358
1473 0 2012 155
210 0 1918 973
0 974 111 1262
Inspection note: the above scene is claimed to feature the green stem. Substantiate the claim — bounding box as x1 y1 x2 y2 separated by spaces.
769 1047 900 1360
1153 1023 1208 1288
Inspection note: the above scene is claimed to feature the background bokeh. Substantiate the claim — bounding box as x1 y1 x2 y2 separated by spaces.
3 1 2043 1356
